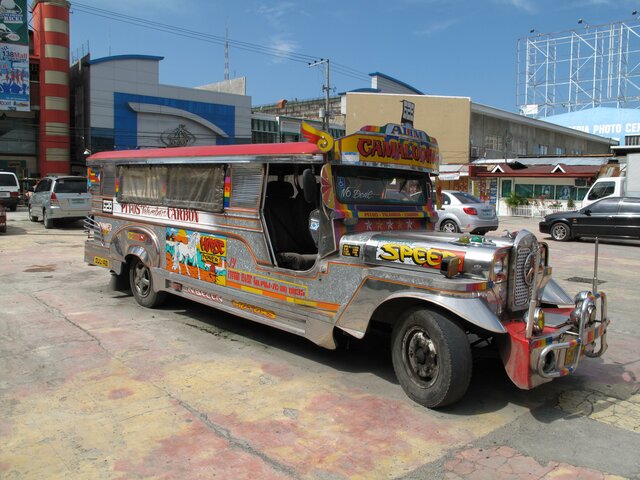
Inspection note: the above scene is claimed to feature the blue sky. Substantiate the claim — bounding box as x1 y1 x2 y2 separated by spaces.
68 0 639 112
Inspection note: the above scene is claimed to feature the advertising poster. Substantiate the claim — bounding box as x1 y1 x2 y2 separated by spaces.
0 0 28 44
0 0 28 111
0 43 28 111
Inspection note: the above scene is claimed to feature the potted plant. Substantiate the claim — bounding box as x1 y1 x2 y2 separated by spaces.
504 192 528 215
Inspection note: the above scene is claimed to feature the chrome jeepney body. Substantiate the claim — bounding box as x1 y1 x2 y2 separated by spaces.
84 121 609 407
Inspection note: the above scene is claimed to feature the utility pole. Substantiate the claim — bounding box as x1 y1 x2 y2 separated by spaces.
308 58 330 131
224 27 229 81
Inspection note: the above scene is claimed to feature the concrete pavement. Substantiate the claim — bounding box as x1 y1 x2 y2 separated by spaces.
0 208 638 479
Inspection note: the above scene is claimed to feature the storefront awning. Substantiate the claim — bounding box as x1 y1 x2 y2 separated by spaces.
438 164 468 181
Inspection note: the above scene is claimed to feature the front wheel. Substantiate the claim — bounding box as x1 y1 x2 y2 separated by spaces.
391 308 471 408
129 257 166 308
550 222 571 241
440 220 459 233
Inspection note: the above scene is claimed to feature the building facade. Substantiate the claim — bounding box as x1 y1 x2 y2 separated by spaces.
70 54 252 171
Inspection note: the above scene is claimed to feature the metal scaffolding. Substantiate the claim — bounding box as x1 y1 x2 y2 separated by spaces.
516 19 640 118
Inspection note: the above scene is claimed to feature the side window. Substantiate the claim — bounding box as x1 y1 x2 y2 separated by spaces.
587 198 619 214
587 182 615 200
35 179 50 193
442 193 451 205
118 164 225 213
501 179 512 197
619 199 640 214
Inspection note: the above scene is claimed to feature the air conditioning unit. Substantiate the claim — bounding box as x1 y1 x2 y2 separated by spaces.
574 178 587 186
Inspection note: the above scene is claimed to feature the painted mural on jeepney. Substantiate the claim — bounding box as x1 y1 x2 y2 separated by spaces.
376 243 466 271
165 228 227 286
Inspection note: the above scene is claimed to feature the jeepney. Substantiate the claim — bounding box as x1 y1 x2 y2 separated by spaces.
84 119 609 408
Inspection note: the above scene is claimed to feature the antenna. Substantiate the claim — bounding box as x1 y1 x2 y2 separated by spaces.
224 26 229 81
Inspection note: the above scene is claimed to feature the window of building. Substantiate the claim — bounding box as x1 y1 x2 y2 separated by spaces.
534 185 555 198
484 134 503 151
515 183 534 198
553 185 571 200
501 179 512 197
513 139 527 155
537 144 549 155
555 147 565 155
625 135 640 146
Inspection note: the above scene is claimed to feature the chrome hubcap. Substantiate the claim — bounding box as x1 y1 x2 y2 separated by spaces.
134 263 151 297
404 327 438 386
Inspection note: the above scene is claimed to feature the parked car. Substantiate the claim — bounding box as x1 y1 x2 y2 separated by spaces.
435 190 499 235
0 204 6 233
28 175 91 229
539 196 640 241
0 171 20 211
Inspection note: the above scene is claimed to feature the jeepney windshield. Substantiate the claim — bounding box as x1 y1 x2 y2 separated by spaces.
334 166 430 205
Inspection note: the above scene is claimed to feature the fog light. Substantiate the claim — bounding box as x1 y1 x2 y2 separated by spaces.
542 350 556 374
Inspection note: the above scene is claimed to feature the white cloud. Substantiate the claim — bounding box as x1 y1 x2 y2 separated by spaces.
268 36 299 63
414 18 458 36
496 0 536 12
255 2 297 28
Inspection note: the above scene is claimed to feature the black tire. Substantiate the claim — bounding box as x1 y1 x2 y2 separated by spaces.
43 209 54 229
0 224 5 233
28 205 38 222
550 222 571 242
440 220 459 233
129 257 166 308
391 308 472 408
9 204 16 212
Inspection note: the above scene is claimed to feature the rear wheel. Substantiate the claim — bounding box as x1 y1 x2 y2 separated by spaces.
129 257 166 308
9 204 16 212
550 222 571 241
391 308 472 408
43 209 54 229
440 220 459 233
28 205 38 222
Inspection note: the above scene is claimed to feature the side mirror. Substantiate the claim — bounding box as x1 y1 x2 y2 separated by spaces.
302 169 318 206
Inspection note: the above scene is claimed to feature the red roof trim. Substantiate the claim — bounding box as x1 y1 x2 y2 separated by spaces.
89 142 323 160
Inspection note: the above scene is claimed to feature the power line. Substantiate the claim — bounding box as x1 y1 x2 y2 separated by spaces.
70 2 371 84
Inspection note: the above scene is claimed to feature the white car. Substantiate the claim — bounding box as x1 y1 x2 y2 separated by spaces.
435 190 499 235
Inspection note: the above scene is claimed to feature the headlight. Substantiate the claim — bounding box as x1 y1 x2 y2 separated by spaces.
532 308 545 334
491 253 508 282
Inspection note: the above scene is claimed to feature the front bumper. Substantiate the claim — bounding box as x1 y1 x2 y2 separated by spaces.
500 290 609 389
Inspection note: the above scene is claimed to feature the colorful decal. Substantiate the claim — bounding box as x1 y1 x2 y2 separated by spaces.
121 203 199 223
98 222 112 236
165 228 227 285
301 122 334 152
341 244 361 257
336 124 438 171
377 243 465 271
232 300 276 320
127 231 148 242
227 269 307 298
226 269 340 313
185 286 223 304
87 167 100 189
223 175 231 208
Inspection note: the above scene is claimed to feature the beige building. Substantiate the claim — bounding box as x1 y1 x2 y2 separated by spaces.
343 93 615 167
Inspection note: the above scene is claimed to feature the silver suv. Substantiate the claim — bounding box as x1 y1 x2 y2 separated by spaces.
28 175 90 228
0 171 19 211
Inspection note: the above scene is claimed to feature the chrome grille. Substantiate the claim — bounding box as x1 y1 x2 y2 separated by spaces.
514 246 531 307
83 216 104 244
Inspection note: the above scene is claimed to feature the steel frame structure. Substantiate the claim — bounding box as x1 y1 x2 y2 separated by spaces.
517 19 640 118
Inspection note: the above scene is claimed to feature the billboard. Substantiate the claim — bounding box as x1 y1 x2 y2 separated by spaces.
0 0 28 111
0 0 28 44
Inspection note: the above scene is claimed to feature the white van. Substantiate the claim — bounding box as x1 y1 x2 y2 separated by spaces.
0 171 19 211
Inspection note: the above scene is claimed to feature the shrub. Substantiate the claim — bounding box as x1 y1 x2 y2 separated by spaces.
504 192 527 209
567 198 576 209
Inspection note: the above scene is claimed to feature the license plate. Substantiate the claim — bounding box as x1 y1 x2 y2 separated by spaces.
0 192 8 197
93 256 110 268
72 198 86 204
564 345 579 366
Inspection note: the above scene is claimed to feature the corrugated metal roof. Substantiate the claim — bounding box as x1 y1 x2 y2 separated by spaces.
472 156 611 166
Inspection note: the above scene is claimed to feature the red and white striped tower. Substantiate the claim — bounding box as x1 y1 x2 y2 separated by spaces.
31 0 71 175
